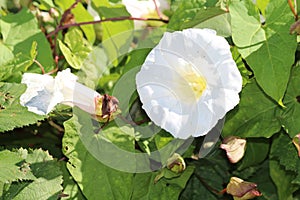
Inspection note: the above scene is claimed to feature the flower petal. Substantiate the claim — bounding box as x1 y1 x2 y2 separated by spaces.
20 69 101 115
136 28 242 139
20 73 57 115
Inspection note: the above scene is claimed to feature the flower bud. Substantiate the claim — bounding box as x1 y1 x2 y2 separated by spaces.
220 136 246 163
49 8 59 18
226 177 262 200
292 133 300 157
166 153 186 173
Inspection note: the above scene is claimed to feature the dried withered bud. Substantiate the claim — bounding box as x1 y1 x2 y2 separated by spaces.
101 94 119 119
62 13 75 25
290 20 300 34
292 133 300 157
220 136 246 163
166 153 186 173
226 177 262 200
94 94 120 123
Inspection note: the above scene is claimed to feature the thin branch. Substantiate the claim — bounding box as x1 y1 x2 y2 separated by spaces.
152 0 163 19
50 0 81 72
47 16 168 38
288 0 298 20
59 0 81 28
48 120 64 133
33 59 45 74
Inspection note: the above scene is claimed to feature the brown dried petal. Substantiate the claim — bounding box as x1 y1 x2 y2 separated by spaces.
101 94 119 118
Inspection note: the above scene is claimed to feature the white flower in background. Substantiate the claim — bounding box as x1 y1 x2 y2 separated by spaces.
122 0 169 28
87 0 169 28
20 69 100 115
136 28 242 139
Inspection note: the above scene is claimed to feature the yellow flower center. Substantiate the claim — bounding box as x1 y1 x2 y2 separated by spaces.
178 63 207 101
183 72 207 99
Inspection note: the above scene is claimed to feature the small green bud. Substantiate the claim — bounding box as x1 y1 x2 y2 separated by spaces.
166 153 186 173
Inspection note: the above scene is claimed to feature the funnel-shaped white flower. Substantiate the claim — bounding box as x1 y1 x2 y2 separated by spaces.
122 0 169 17
136 28 242 139
20 69 100 115
122 0 169 28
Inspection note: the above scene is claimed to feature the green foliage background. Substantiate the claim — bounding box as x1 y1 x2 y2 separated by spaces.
0 0 300 199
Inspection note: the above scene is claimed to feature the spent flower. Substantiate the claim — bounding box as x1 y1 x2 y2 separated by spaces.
220 136 247 163
226 177 262 200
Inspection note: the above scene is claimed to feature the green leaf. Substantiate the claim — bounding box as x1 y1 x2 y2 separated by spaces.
256 0 269 16
180 175 220 200
58 28 92 70
253 162 277 200
237 138 270 170
94 2 134 66
55 0 95 44
168 0 223 30
131 166 194 200
230 0 297 103
180 150 231 199
181 7 226 30
223 80 281 138
271 132 300 173
37 0 55 10
0 41 14 66
0 52 32 82
0 149 35 183
0 123 63 158
194 13 231 38
77 46 108 89
60 162 86 200
231 46 252 87
270 133 299 200
0 8 53 75
62 114 135 199
1 148 63 200
0 41 38 82
98 73 120 91
236 160 277 200
279 65 300 138
0 82 46 132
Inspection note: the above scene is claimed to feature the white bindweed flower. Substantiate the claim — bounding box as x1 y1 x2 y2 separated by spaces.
122 0 169 28
136 28 242 139
20 69 100 115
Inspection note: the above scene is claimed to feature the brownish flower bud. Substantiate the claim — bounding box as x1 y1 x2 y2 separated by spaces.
226 177 262 200
292 133 300 157
220 136 246 163
290 20 300 34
